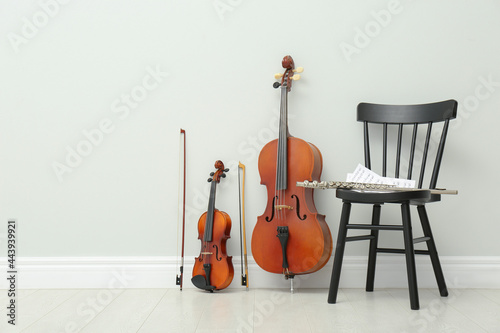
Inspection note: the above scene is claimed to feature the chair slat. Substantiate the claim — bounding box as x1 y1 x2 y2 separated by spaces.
430 119 450 189
395 124 403 178
418 122 433 189
407 124 418 179
383 123 387 177
364 122 371 170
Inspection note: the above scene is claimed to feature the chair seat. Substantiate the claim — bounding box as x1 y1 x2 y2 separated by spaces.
336 188 433 203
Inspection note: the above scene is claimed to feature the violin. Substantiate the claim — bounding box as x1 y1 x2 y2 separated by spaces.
192 160 234 291
251 56 332 279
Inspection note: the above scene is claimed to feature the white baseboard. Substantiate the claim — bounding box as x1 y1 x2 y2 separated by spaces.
1 256 499 289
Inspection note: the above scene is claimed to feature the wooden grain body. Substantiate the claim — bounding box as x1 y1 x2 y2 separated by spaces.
193 210 234 290
252 137 332 275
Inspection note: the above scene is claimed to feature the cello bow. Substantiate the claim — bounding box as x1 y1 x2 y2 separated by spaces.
238 162 249 290
176 128 186 290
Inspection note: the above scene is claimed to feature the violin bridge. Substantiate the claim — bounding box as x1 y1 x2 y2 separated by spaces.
275 205 293 210
200 252 213 255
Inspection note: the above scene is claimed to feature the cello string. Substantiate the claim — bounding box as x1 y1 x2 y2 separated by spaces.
275 86 282 222
282 79 287 223
277 84 281 222
279 83 286 221
279 85 284 222
283 78 288 222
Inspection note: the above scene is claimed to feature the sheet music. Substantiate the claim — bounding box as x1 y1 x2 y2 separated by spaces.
346 164 415 188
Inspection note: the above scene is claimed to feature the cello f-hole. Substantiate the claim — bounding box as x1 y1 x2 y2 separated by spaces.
291 194 307 221
265 196 278 222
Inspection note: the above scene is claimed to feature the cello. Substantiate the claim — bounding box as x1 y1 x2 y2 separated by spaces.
192 160 234 291
251 56 332 281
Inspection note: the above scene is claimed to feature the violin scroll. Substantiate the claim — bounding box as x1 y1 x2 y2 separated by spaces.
209 160 229 183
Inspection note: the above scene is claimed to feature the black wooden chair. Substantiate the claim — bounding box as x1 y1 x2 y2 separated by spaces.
327 100 458 310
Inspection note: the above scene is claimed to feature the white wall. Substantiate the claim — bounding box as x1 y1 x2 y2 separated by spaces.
0 0 499 269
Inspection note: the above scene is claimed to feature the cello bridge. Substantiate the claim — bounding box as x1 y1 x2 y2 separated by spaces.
275 205 293 211
200 252 213 255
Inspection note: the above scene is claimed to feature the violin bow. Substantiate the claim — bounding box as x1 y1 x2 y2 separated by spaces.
238 162 249 290
176 129 186 290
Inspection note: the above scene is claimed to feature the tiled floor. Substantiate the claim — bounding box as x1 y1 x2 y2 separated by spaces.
1 288 499 332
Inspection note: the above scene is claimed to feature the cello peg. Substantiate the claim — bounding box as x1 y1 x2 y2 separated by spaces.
224 168 229 172
291 74 301 81
221 174 226 178
210 172 215 176
274 73 283 80
293 67 304 73
208 178 213 182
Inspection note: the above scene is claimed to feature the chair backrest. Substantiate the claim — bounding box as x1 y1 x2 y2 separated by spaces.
357 100 458 189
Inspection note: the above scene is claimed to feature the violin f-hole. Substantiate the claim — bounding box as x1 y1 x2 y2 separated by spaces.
265 196 278 222
291 194 307 221
213 244 222 261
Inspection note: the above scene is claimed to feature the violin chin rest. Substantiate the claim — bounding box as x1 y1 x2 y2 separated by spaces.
191 275 216 292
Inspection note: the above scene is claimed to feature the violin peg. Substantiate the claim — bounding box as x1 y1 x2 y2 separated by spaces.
293 67 304 73
224 168 229 172
208 178 213 182
291 74 301 81
210 172 215 176
274 73 283 79
221 174 226 178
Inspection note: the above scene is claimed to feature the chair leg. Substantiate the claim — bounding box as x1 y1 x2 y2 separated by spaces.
366 204 381 292
328 201 351 304
401 202 419 310
417 205 448 297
